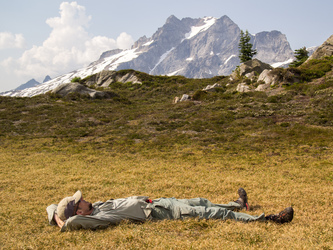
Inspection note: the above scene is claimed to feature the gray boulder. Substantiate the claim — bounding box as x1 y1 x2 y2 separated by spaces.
245 71 256 80
117 72 142 85
230 59 273 81
51 82 113 99
85 71 115 87
173 94 191 103
256 68 301 89
237 83 250 93
85 70 142 87
258 69 280 86
180 94 191 102
255 83 270 91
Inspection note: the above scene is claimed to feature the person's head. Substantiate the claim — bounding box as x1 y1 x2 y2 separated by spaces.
74 198 93 216
56 190 93 221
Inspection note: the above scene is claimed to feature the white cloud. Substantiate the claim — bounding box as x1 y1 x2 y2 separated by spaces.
1 1 134 91
117 32 135 49
0 32 25 49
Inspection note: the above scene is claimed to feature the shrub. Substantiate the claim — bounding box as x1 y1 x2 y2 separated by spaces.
71 77 82 83
299 56 333 81
192 90 207 101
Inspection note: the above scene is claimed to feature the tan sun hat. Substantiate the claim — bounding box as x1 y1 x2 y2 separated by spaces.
56 190 82 221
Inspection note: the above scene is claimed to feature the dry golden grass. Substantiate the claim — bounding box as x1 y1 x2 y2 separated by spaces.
1 63 333 248
1 138 332 249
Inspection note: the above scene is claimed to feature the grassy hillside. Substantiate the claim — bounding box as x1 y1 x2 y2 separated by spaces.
0 59 333 248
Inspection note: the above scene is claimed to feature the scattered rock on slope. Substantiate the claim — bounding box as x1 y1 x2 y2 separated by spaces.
203 83 222 92
237 83 250 93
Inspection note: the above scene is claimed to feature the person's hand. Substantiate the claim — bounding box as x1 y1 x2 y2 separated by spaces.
53 213 65 228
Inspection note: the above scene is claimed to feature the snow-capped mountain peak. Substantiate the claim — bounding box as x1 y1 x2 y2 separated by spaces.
2 15 294 97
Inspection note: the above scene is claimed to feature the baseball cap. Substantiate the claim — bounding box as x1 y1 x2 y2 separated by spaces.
56 190 82 221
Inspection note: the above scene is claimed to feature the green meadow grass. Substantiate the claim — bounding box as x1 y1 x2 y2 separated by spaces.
0 65 333 248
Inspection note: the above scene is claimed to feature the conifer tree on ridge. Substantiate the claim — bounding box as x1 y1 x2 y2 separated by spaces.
238 30 257 63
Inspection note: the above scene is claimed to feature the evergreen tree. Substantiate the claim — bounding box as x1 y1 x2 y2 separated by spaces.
238 30 257 63
289 46 309 67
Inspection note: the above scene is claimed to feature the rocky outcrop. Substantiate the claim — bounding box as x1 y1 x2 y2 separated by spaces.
255 83 270 91
117 72 142 85
264 68 300 84
230 59 273 81
51 82 114 99
229 59 303 93
237 83 250 93
257 69 280 86
84 71 142 87
307 34 333 61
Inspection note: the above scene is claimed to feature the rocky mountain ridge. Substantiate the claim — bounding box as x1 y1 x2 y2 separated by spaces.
2 15 295 97
307 34 333 61
14 79 40 91
4 75 51 94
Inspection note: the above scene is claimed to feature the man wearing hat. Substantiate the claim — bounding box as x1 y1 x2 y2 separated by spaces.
47 188 294 232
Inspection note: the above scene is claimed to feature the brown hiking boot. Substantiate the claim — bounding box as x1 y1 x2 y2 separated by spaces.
265 207 294 224
234 187 249 211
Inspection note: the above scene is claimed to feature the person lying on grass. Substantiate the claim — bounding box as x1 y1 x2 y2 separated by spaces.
47 188 294 232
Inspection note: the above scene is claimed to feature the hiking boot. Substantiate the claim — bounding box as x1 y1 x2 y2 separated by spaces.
234 187 249 211
265 207 294 224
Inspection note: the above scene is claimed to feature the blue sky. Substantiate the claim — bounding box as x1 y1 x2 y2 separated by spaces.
0 0 332 92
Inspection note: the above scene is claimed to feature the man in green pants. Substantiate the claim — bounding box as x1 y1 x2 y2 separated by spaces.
47 188 294 232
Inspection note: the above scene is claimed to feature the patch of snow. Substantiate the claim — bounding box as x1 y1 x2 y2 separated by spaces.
224 55 236 65
149 47 175 74
167 68 183 76
105 48 141 70
143 40 154 46
271 58 293 68
306 46 318 56
72 48 141 79
184 17 217 40
306 46 317 51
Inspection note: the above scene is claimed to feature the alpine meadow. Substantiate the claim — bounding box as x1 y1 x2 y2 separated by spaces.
1 49 333 248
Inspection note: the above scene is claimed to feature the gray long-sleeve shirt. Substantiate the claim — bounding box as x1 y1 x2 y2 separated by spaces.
47 196 152 232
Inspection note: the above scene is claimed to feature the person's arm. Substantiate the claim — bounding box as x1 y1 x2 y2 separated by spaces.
53 213 65 228
61 215 111 232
